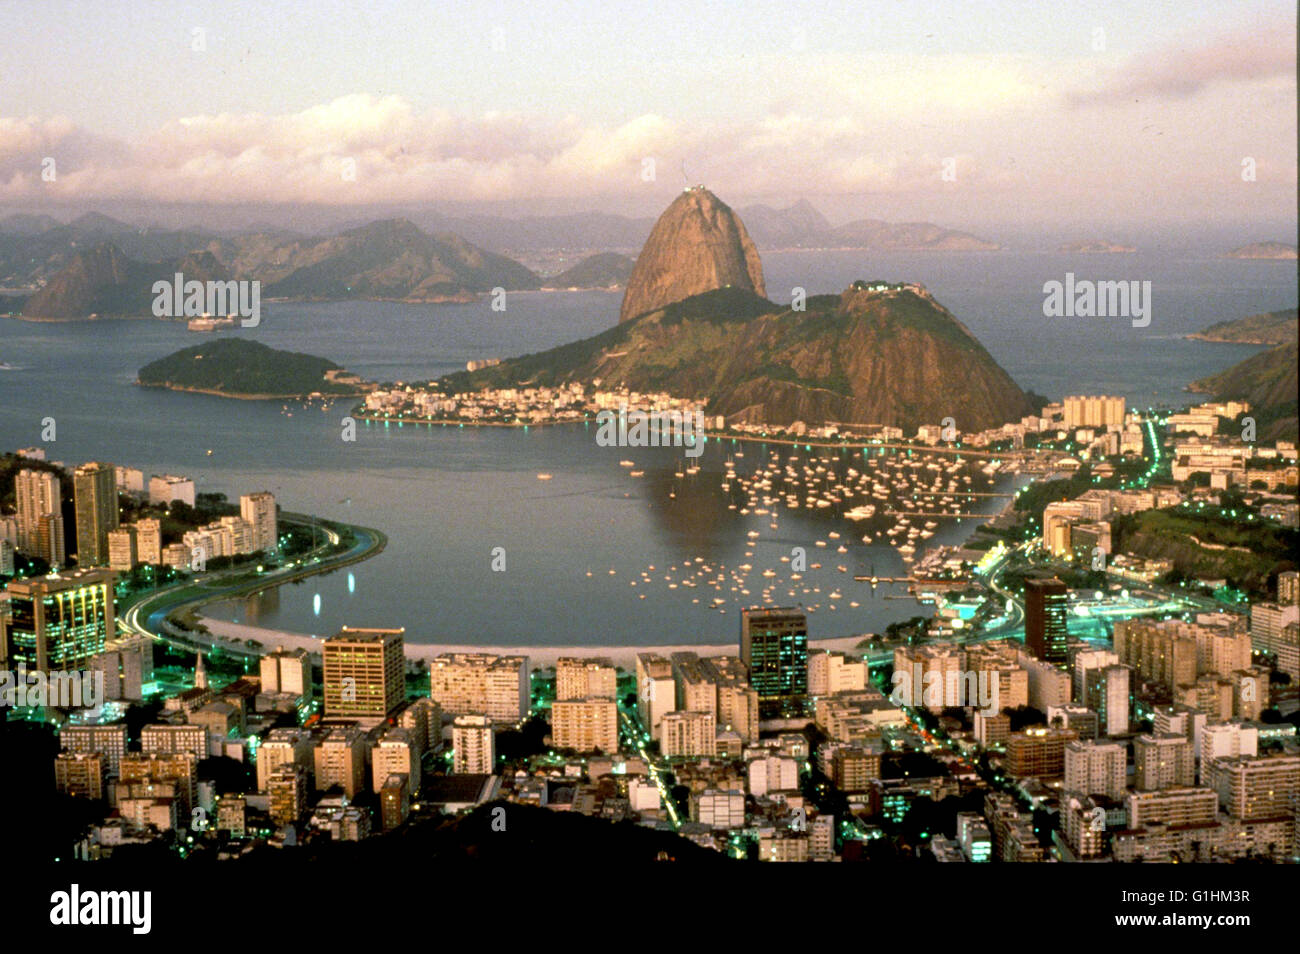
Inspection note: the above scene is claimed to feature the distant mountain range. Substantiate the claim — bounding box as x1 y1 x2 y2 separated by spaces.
1 201 1004 318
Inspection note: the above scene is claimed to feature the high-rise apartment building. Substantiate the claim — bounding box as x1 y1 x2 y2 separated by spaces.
239 491 278 553
1206 755 1300 821
313 726 368 797
635 652 675 734
260 647 312 701
134 518 162 566
1134 733 1196 791
555 656 617 700
1063 739 1127 800
73 462 119 567
428 652 529 722
807 649 867 696
59 723 128 775
451 714 495 774
371 727 421 794
15 468 61 558
257 728 315 792
106 526 137 572
1114 619 1199 691
551 697 619 753
1063 395 1126 429
659 710 716 758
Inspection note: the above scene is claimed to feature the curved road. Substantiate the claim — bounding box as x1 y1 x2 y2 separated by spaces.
119 512 386 657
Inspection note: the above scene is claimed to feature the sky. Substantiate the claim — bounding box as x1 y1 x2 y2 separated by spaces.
0 0 1295 236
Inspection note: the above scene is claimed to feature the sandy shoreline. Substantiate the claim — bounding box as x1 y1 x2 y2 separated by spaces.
198 615 867 668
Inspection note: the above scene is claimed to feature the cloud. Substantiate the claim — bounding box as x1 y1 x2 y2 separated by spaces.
0 95 1003 205
1066 28 1295 107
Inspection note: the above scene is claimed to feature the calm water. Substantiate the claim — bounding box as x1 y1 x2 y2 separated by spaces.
1 250 1293 645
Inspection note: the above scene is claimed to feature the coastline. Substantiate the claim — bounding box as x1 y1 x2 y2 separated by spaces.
137 381 365 401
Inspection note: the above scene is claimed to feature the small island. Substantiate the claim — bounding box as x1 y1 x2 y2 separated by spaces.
1058 239 1136 253
137 337 373 399
1226 242 1298 260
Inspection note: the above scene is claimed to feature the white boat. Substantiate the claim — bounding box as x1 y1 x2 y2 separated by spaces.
537 473 553 480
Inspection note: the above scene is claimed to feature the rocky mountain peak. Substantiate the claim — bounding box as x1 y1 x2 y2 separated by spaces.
619 187 765 322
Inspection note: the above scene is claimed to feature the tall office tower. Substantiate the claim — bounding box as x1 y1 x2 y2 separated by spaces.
1024 577 1069 666
134 518 162 566
555 656 617 700
59 723 128 775
371 727 421 794
551 697 619 753
54 752 107 800
15 468 61 555
106 526 137 572
1134 733 1196 791
740 606 808 715
1063 395 1126 430
0 539 13 576
1206 755 1300 821
268 765 309 825
322 627 405 725
1063 739 1127 800
428 652 529 722
451 714 495 774
635 652 676 734
313 726 368 797
1113 619 1199 691
1278 570 1299 606
0 568 115 670
73 462 119 566
1083 664 1131 736
260 646 313 701
257 728 314 791
659 710 716 758
239 491 278 553
118 752 199 813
